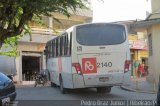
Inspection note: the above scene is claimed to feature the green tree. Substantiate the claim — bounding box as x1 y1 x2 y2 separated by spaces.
0 0 87 48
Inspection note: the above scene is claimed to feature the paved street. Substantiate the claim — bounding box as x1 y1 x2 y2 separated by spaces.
13 84 157 106
16 85 156 100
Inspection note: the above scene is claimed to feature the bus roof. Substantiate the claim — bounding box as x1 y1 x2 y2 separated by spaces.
46 22 126 44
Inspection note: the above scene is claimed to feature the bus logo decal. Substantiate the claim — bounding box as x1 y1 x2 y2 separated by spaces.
82 58 97 74
85 61 94 71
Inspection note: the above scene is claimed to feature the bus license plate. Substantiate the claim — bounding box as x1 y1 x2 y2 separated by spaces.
99 77 109 82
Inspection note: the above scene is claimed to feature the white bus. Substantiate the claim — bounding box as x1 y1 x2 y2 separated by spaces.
45 23 131 94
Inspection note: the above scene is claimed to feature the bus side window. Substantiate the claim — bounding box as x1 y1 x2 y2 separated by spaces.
58 37 60 57
67 33 71 56
45 46 48 61
66 34 70 56
53 40 56 57
64 34 68 56
52 40 55 57
48 43 51 58
62 35 65 56
58 37 62 57
56 38 59 57
50 41 53 57
60 36 63 56
69 32 72 56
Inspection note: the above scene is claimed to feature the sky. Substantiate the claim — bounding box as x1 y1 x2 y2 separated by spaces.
91 0 151 22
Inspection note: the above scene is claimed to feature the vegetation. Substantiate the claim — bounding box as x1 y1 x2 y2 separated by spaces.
0 0 87 50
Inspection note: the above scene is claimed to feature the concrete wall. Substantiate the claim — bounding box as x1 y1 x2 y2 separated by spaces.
147 24 160 88
151 0 160 12
18 43 45 52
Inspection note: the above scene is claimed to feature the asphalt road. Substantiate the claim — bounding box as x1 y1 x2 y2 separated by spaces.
13 85 157 106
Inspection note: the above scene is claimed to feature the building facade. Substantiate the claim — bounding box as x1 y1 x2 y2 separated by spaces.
116 20 149 78
128 34 148 77
133 0 160 89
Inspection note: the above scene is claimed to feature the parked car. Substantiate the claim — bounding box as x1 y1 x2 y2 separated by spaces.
0 72 16 105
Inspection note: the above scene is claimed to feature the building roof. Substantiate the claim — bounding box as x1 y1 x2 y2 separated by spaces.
132 18 160 29
132 12 160 29
146 10 160 20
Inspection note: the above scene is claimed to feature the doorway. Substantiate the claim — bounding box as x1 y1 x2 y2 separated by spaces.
22 56 41 81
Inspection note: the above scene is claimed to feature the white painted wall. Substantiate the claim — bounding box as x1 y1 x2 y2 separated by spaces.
147 25 160 88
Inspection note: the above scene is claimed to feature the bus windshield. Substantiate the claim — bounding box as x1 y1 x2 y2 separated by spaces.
76 24 126 45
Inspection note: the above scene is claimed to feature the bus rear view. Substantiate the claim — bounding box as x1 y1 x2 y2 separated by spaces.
72 23 131 93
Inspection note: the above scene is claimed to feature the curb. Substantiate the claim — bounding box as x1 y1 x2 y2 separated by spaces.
120 86 136 92
15 84 34 88
15 82 51 88
120 86 156 94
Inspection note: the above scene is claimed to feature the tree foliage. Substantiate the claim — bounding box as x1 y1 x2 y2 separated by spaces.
0 0 87 48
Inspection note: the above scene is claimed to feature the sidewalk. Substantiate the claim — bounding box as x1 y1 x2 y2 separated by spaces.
15 81 35 88
121 77 157 94
15 81 51 88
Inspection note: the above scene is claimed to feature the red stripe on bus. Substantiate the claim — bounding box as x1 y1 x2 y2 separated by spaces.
58 58 62 73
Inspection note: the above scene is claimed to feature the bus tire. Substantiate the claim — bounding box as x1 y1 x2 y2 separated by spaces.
59 76 66 94
106 87 111 93
51 82 57 87
97 87 111 93
97 87 106 93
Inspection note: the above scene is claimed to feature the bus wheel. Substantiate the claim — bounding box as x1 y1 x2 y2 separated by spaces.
51 82 57 87
59 76 66 94
97 87 106 93
97 87 111 93
106 87 111 93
